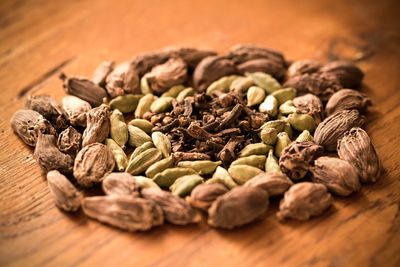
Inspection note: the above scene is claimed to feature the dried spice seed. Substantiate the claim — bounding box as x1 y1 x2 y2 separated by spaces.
10 109 57 147
314 110 365 151
135 94 157 118
142 188 201 225
277 182 332 221
47 170 82 212
34 133 74 174
287 60 321 77
292 93 324 124
127 125 152 148
145 156 174 178
57 126 82 157
60 74 108 106
106 61 140 96
73 143 115 187
109 94 142 113
320 60 364 88
146 57 188 94
82 195 164 232
26 95 68 130
62 95 91 127
325 89 371 116
125 148 162 175
208 186 269 229
105 138 128 171
206 166 238 189
92 61 114 86
82 104 111 147
244 172 293 197
129 141 155 161
231 155 266 170
177 160 221 175
337 127 380 183
110 109 128 148
279 141 324 180
169 174 204 197
152 167 197 188
311 157 361 196
152 131 171 158
102 172 139 197
187 183 229 211
228 165 263 185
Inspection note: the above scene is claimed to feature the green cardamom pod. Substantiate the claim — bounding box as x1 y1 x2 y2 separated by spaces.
176 87 195 103
110 109 128 148
133 176 161 191
150 96 174 113
125 148 162 175
246 86 266 106
279 100 297 115
259 120 286 132
128 119 154 134
284 122 293 139
109 94 142 113
134 94 157 118
265 149 282 174
287 113 317 132
152 167 197 187
239 143 272 157
275 132 292 157
151 131 171 158
177 160 221 175
161 85 186 98
127 125 152 148
259 95 278 117
206 75 239 96
260 127 278 145
228 165 263 185
296 130 314 142
230 76 254 93
105 138 128 172
245 72 281 94
169 174 204 197
129 141 154 161
231 155 266 170
206 166 238 189
140 74 152 94
271 87 297 105
145 156 174 178
277 114 287 120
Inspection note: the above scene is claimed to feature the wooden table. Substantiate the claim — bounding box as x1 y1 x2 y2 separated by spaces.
1 0 399 266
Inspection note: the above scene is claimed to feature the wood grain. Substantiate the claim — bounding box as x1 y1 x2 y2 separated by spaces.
1 0 399 266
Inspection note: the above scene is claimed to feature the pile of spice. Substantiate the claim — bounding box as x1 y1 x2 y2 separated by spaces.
10 45 380 230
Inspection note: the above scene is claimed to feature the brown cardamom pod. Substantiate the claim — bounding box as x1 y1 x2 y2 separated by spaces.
131 50 171 76
244 172 293 197
60 73 107 107
187 183 229 211
207 186 269 229
47 170 82 212
311 156 361 196
141 188 201 225
34 133 74 173
82 195 164 232
320 60 364 88
287 60 321 77
314 110 365 151
145 57 188 94
82 104 111 147
193 55 237 92
25 95 68 130
279 141 324 180
337 127 380 183
283 73 342 101
236 58 286 80
102 172 140 197
73 143 115 187
106 61 140 96
92 61 114 87
325 89 371 116
227 44 286 69
57 126 82 157
277 182 332 221
165 47 217 69
292 93 324 124
10 109 57 147
62 95 91 127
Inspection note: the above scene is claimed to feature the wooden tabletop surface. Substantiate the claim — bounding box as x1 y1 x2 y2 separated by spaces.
1 0 399 266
